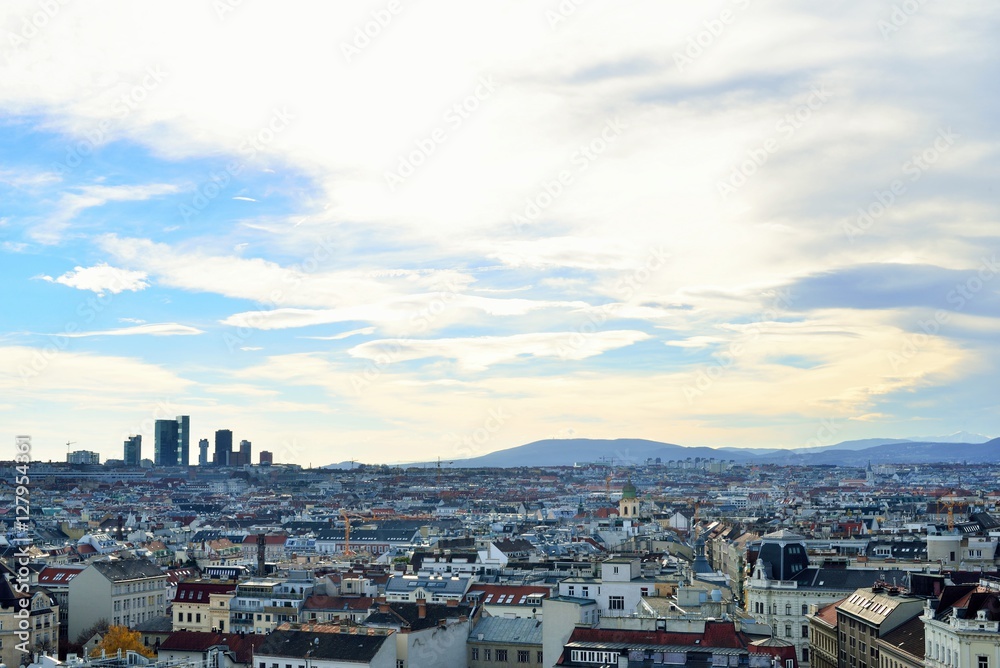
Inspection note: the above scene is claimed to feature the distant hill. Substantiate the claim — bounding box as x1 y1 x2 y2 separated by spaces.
364 434 999 469
903 431 991 444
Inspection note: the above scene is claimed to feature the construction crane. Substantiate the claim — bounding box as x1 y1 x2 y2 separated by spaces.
940 493 961 530
436 456 452 485
606 473 614 501
66 441 77 459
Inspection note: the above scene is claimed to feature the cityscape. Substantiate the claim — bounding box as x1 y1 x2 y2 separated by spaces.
3 3 1000 668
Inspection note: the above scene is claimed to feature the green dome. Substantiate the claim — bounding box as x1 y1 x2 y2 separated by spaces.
622 480 637 499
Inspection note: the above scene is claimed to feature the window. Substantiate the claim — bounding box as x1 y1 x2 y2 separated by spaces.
187 613 192 622
472 648 479 661
786 661 794 668
802 648 809 662
537 651 544 663
609 596 625 610
518 650 529 663
786 603 792 615
196 614 201 623
497 650 508 662
582 587 589 597
980 656 989 668
802 624 809 638
484 649 492 661
397 662 404 668
785 624 792 638
568 586 575 596
802 604 808 615
177 612 183 622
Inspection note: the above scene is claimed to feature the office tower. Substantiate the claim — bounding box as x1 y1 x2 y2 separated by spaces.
214 429 233 466
124 435 141 466
238 439 251 467
176 415 190 466
198 438 209 466
154 419 179 466
259 451 273 466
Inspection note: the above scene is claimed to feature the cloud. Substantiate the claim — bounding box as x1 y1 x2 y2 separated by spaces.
302 327 377 340
347 330 650 370
30 183 180 244
62 323 204 337
36 263 149 295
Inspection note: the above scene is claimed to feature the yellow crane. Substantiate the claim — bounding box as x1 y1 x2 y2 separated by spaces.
340 510 372 556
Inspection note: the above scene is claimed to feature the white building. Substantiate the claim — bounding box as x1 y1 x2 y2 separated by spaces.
923 583 1000 668
556 557 656 616
67 559 168 640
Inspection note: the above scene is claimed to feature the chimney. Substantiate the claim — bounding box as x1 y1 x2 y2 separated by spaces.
417 598 427 619
446 598 459 607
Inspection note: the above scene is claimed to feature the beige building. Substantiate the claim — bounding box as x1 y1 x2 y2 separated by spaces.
469 617 543 668
923 585 1000 668
67 559 167 640
808 599 843 668
1 575 59 667
172 580 236 632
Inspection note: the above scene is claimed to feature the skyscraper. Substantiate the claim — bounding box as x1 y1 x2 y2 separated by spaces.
154 420 178 466
198 438 209 466
238 439 251 467
214 429 233 466
176 415 190 466
124 434 141 466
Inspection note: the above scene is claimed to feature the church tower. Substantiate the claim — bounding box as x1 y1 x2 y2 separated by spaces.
619 477 640 518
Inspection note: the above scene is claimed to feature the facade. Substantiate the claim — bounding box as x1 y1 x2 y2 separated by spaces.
124 435 141 466
383 574 472 603
67 450 100 464
807 600 841 668
468 617 543 668
154 420 178 466
557 557 657 616
198 438 209 465
214 429 233 466
746 530 911 668
172 580 236 632
229 576 314 634
875 616 924 668
36 565 84 635
176 414 190 465
836 587 923 668
259 450 273 465
923 584 1000 668
363 601 470 668
0 573 59 666
67 559 168 640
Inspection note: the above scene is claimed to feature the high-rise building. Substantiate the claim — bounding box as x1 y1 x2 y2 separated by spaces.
68 450 100 464
177 415 190 466
239 439 251 467
214 429 233 466
123 435 141 466
259 451 273 466
198 438 209 466
154 419 179 466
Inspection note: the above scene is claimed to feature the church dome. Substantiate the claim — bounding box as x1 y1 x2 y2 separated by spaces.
622 480 637 499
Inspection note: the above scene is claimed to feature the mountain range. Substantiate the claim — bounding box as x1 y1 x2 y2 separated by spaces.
361 431 997 469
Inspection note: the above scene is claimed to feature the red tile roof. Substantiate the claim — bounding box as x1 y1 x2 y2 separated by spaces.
159 631 266 663
468 584 551 605
568 620 748 649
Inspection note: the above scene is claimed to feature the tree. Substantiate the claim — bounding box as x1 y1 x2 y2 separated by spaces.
75 618 110 646
89 626 155 659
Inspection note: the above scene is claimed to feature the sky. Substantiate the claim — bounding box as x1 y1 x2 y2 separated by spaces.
1 1 998 466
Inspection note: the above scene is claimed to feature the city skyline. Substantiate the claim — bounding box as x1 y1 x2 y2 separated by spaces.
2 3 999 464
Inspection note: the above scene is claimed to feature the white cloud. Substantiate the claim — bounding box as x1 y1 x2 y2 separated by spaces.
37 262 149 295
347 330 650 370
62 323 203 337
30 183 179 244
302 327 377 340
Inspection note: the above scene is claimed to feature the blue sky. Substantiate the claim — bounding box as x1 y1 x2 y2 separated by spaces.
2 1 999 464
